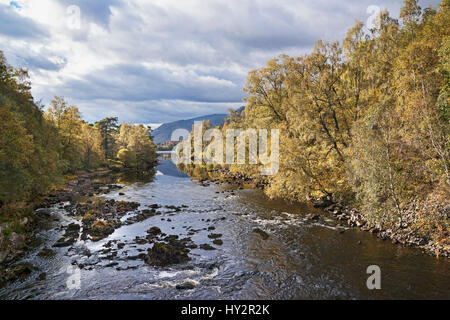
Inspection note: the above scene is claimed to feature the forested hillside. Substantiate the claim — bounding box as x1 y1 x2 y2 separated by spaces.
0 53 157 224
180 0 449 251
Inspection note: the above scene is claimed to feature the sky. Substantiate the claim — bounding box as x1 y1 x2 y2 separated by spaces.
0 0 443 124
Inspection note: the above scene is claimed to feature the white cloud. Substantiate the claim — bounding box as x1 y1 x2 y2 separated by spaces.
0 0 443 123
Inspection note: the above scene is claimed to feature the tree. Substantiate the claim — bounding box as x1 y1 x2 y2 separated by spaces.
400 0 422 34
117 148 136 168
95 117 119 159
0 51 60 205
45 96 83 172
116 122 157 172
116 121 133 148
79 123 104 169
0 105 33 204
180 1 449 245
128 125 157 172
244 56 289 126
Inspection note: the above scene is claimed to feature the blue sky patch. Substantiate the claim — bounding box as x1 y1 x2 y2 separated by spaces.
10 1 21 9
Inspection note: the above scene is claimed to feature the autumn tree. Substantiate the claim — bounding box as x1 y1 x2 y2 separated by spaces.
79 122 104 169
95 117 119 160
180 0 449 245
0 105 33 204
116 122 157 172
0 51 60 206
45 96 83 172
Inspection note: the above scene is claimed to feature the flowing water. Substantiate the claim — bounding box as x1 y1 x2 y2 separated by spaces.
1 158 449 300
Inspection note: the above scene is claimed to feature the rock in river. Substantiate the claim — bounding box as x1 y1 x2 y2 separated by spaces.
199 244 216 251
53 223 80 247
38 247 55 258
1 263 33 284
145 242 190 267
207 233 222 239
252 228 270 240
176 281 197 290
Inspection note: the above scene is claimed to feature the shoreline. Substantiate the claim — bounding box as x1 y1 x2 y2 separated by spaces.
0 168 139 286
205 168 450 259
1 166 448 289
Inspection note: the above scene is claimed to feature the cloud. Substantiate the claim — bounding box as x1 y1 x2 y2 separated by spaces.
4 48 67 71
68 99 242 124
57 0 122 27
17 54 65 71
0 3 49 39
1 0 443 123
56 63 243 104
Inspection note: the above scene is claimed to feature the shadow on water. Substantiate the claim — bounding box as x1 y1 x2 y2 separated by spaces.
0 156 449 300
90 171 156 186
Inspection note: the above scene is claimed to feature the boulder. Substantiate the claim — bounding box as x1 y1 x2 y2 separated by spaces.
199 244 216 251
207 233 222 239
176 282 196 290
38 247 55 258
252 228 270 240
2 263 33 282
145 242 190 267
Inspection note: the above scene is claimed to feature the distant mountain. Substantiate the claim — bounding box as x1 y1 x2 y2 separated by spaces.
151 113 228 144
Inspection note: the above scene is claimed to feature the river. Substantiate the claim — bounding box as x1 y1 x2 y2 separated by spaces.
0 158 449 300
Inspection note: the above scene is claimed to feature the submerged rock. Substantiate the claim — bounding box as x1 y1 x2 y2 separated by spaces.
53 237 76 247
145 242 190 267
124 209 159 225
199 244 216 251
1 263 33 284
115 201 140 213
252 228 270 240
145 227 165 242
165 205 182 212
87 220 115 241
53 223 80 247
176 281 197 290
38 272 47 281
38 247 55 258
207 233 222 239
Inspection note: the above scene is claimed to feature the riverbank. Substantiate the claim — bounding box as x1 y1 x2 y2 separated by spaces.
315 200 449 258
203 168 449 259
0 169 149 287
3 163 446 290
0 168 210 289
1 159 449 299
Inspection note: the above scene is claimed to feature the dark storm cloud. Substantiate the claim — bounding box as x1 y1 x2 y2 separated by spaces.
0 4 49 39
